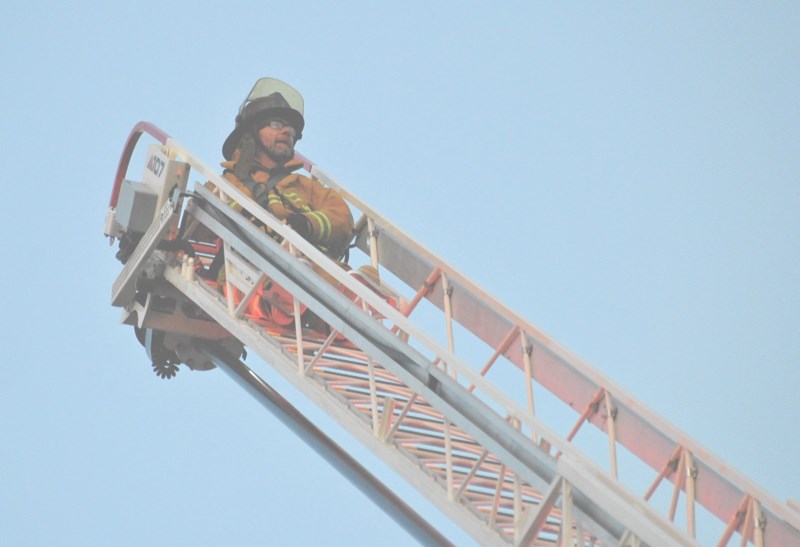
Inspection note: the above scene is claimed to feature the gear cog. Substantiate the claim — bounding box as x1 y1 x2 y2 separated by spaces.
152 359 180 379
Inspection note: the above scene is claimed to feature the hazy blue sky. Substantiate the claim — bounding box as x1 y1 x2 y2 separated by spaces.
1 2 798 546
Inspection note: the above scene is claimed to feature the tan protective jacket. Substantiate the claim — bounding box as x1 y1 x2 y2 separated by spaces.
214 156 354 258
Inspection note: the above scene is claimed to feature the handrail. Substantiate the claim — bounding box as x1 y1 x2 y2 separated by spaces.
109 121 170 208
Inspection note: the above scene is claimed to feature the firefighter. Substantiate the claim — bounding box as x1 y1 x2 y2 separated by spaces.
215 77 354 259
202 78 354 326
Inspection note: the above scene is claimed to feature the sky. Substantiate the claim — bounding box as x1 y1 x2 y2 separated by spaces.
1 2 799 546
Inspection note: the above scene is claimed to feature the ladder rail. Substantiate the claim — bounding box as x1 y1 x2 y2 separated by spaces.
305 158 800 544
175 189 697 546
109 122 800 546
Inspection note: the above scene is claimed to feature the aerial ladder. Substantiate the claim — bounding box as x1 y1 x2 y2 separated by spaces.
104 121 800 547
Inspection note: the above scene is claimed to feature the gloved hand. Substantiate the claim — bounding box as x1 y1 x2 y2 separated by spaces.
286 214 312 240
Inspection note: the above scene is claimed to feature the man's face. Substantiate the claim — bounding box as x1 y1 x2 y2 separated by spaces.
256 118 297 164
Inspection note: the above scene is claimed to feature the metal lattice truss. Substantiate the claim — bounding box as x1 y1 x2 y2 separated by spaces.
107 123 800 546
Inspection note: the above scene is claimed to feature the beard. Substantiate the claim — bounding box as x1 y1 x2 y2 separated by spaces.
263 141 294 164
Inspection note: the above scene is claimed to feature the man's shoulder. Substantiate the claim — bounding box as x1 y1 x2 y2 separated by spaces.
279 173 321 194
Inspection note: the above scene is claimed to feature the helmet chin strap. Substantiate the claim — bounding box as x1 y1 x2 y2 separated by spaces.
232 132 258 182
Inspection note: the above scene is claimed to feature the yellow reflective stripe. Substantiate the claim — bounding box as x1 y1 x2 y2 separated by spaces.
268 191 312 211
281 191 304 205
308 211 332 243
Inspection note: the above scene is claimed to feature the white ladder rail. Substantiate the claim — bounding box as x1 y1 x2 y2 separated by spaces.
302 155 800 546
108 124 799 545
168 188 697 546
